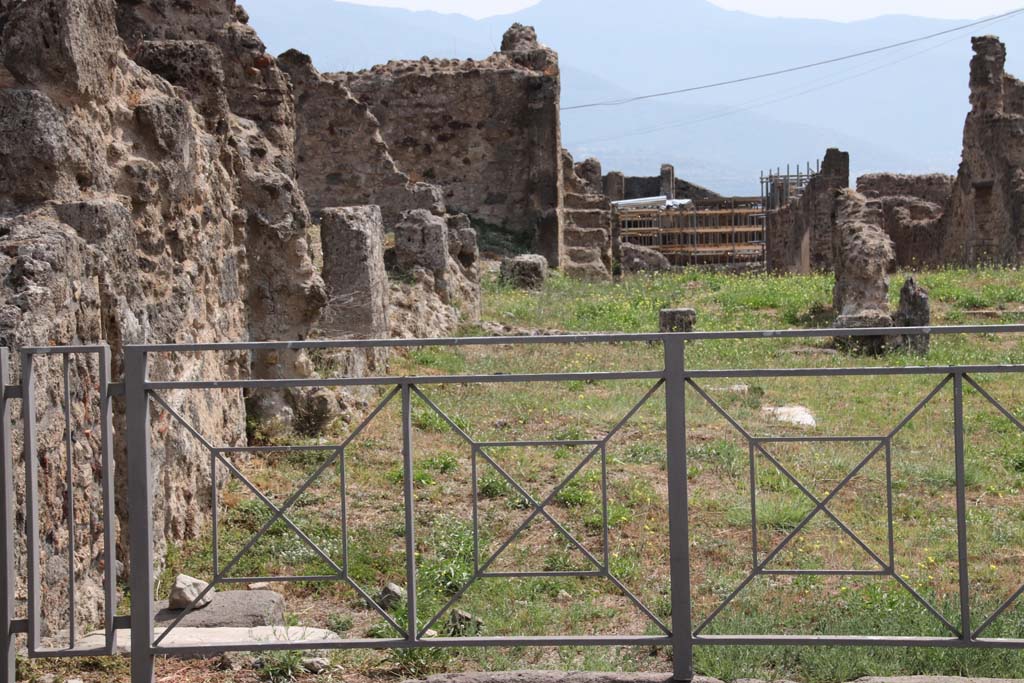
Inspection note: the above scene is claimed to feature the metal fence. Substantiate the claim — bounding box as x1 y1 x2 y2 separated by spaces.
3 325 1024 682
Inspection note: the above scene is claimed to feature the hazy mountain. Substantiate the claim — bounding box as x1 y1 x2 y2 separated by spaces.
240 0 1024 194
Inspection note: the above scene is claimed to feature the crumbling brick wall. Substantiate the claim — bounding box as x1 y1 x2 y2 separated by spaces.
941 35 1024 265
327 24 565 266
857 174 953 267
277 50 444 229
0 0 329 634
766 148 849 272
612 169 720 202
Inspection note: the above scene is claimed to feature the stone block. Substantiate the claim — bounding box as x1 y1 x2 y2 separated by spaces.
895 276 931 354
500 254 548 289
621 242 671 273
395 209 449 276
156 590 285 628
318 206 389 339
660 308 697 333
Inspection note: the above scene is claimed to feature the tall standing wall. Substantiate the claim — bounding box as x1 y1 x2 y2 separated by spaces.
329 24 565 267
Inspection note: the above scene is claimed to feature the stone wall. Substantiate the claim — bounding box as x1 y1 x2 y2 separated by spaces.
765 148 850 272
856 173 953 267
327 24 565 267
832 189 896 323
941 36 1024 265
0 0 331 635
277 50 444 229
561 150 612 280
611 168 719 202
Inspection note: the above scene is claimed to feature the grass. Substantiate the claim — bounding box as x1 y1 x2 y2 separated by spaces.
51 265 1024 683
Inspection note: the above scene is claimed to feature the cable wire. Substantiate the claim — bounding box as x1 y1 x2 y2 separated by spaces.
561 7 1024 111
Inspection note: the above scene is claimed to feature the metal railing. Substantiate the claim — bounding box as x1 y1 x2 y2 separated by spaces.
3 324 1024 682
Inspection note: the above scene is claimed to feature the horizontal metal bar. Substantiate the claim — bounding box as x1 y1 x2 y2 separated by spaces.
19 345 109 355
124 324 1024 353
760 569 890 576
754 436 885 443
107 382 125 397
217 445 343 454
475 441 604 448
684 365 1024 379
144 371 665 391
1 386 18 401
153 635 672 656
9 620 26 635
216 576 345 584
693 635 1024 649
28 647 113 659
480 571 605 578
113 615 130 630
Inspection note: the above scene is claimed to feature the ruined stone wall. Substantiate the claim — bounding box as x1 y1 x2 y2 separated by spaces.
560 150 612 280
0 0 327 634
857 173 953 267
832 189 896 322
766 148 850 273
941 36 1024 265
328 24 565 267
614 173 719 201
277 50 444 229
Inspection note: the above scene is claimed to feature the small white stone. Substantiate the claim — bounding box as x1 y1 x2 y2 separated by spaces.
302 656 331 674
762 405 817 428
169 574 213 610
248 582 272 591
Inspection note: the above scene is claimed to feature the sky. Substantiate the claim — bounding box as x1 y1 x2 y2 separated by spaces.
340 0 1024 21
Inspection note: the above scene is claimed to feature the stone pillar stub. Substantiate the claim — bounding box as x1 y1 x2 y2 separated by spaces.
660 308 696 333
604 172 625 202
660 164 676 200
319 206 390 338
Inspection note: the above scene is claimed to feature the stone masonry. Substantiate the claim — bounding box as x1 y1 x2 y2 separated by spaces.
832 189 897 329
328 24 565 267
0 0 331 634
942 35 1024 265
766 148 850 273
561 149 613 280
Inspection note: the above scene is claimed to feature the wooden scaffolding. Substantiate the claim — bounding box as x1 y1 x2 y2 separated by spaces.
616 197 766 267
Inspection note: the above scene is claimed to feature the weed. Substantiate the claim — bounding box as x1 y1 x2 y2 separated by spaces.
260 650 306 682
419 517 475 596
327 613 353 634
425 452 459 474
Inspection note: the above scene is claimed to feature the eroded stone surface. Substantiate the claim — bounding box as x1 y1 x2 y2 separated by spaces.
621 242 672 273
0 0 325 636
329 25 564 265
500 255 549 289
157 590 284 628
942 36 1024 265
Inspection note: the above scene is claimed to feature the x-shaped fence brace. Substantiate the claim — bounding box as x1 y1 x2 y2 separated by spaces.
411 383 670 638
687 375 963 638
150 386 408 646
148 379 672 646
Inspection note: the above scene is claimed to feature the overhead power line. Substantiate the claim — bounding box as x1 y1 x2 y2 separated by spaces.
572 25 984 146
561 7 1024 112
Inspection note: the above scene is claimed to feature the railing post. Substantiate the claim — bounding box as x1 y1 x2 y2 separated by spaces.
125 348 155 683
664 336 693 681
401 383 418 643
0 348 15 683
953 372 971 640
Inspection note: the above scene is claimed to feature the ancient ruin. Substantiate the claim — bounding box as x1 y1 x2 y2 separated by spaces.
0 0 483 635
321 23 565 266
1 0 1022 654
766 36 1024 273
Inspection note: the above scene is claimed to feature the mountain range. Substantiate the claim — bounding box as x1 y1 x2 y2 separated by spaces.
239 0 1024 195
